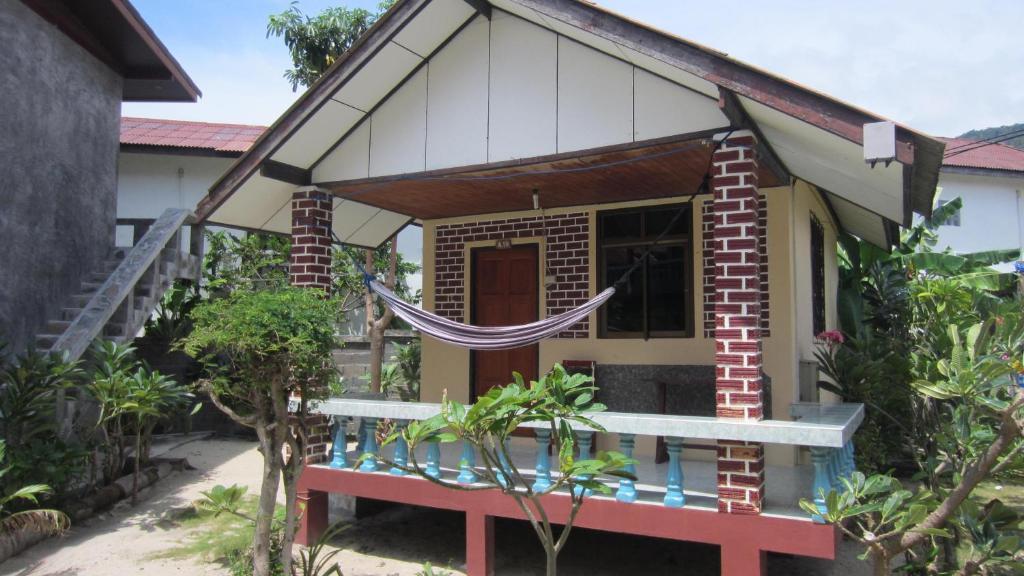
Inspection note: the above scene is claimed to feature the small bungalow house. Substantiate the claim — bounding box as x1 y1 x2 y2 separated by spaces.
194 0 945 573
932 137 1024 272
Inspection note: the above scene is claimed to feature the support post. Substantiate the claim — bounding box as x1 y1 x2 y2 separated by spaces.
458 440 478 484
466 511 495 576
712 130 766 514
290 186 334 464
663 437 686 508
721 543 767 576
295 488 328 546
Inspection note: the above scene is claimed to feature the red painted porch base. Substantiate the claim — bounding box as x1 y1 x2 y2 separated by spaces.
297 465 837 576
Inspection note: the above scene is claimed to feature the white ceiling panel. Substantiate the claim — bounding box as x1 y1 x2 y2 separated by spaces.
743 97 904 223
616 45 719 98
344 208 412 248
488 9 558 161
313 120 371 183
557 37 633 152
533 9 623 59
332 41 422 112
426 16 489 169
826 191 889 247
210 174 294 233
633 68 728 140
488 0 550 28
271 100 363 168
369 67 428 176
394 0 475 57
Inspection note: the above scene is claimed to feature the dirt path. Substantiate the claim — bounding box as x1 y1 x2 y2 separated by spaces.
0 438 871 576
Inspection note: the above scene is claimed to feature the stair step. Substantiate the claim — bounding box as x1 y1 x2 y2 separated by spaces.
61 307 82 321
80 281 102 293
35 334 58 349
45 320 71 333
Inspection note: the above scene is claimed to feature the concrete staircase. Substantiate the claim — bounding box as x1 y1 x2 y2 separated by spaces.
35 208 202 359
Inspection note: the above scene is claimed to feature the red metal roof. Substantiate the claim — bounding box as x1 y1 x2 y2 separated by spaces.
939 137 1024 174
120 117 266 154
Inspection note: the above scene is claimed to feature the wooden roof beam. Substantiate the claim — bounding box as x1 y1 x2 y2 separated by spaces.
260 160 312 187
460 0 491 19
718 89 790 185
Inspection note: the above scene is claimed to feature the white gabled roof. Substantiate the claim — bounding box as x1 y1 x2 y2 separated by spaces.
198 0 944 248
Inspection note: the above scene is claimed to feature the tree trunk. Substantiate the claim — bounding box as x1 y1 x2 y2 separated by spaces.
132 425 142 505
364 238 399 394
274 379 301 575
545 547 558 576
252 426 283 576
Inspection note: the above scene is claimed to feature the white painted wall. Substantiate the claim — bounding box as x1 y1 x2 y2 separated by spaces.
116 152 235 247
932 171 1024 273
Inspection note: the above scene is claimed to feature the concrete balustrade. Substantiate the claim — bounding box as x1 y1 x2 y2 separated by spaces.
321 399 863 517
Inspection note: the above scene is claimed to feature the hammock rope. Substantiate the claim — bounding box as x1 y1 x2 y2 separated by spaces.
344 131 734 350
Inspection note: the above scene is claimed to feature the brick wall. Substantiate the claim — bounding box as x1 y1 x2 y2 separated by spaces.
289 189 333 290
434 213 590 338
702 197 768 338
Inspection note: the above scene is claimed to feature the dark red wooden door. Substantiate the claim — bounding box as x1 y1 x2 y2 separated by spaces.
472 245 539 399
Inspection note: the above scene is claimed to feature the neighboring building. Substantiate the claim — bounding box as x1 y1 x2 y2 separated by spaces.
117 117 264 246
934 137 1024 271
0 0 199 355
191 1 945 573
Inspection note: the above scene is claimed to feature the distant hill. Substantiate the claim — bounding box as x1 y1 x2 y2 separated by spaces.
958 123 1024 150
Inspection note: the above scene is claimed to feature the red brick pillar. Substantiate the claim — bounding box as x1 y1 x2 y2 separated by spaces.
711 130 766 514
290 187 333 289
290 187 333 464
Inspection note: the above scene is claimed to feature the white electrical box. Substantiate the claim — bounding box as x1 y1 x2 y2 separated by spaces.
863 121 896 165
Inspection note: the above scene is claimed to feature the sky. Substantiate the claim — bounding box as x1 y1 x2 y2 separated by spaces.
122 0 1024 281
124 0 1024 136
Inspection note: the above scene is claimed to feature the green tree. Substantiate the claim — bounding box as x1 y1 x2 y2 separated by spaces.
267 1 416 396
267 1 396 92
182 288 337 576
377 365 635 576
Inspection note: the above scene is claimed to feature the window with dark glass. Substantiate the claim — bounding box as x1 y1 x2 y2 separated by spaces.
810 215 826 336
598 204 692 338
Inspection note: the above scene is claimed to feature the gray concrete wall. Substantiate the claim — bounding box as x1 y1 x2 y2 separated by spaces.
0 1 122 352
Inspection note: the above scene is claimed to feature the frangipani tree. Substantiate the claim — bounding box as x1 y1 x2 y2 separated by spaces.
373 365 634 576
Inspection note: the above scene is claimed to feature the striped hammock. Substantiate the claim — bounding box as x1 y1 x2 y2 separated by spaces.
369 280 615 350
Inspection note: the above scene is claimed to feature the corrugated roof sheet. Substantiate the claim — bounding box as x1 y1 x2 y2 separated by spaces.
940 137 1024 174
120 117 266 153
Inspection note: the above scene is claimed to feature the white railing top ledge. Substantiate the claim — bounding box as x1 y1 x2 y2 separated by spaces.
309 398 863 448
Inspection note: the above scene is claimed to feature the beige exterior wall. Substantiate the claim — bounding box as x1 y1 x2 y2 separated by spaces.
420 181 839 467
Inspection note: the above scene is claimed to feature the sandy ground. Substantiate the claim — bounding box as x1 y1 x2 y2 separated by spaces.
0 438 872 576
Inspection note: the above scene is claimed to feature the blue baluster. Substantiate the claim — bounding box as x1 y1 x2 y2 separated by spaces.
532 429 553 493
573 431 595 497
809 447 832 522
329 417 348 469
458 440 478 484
663 437 686 508
358 418 379 472
426 442 442 478
390 420 409 476
615 433 638 503
829 448 840 487
848 440 857 474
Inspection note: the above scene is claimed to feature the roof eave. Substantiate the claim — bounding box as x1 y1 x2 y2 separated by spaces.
195 0 431 222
